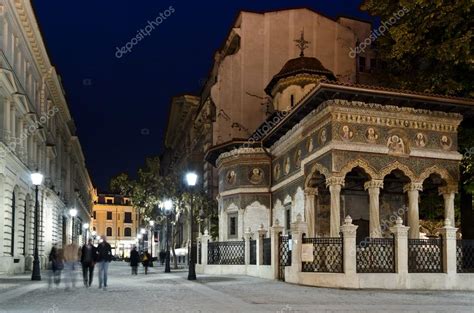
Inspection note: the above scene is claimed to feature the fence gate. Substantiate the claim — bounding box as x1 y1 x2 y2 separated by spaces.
278 234 291 281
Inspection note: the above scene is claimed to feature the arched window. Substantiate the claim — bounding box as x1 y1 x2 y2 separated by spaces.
124 227 132 237
106 227 112 237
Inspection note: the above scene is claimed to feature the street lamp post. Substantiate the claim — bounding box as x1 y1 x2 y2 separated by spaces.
31 172 43 281
163 199 172 273
69 208 78 243
186 172 198 281
140 228 146 252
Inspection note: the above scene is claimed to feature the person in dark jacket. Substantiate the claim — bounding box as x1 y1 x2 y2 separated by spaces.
141 250 151 275
96 236 112 289
159 250 166 266
48 244 63 287
130 246 139 275
81 238 97 287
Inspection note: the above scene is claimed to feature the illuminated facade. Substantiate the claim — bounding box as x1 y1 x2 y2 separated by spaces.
91 191 139 258
0 0 93 274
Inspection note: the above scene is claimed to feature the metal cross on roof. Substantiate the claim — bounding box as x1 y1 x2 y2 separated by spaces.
294 30 310 57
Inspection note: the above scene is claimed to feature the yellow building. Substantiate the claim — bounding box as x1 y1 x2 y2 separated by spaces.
91 190 139 257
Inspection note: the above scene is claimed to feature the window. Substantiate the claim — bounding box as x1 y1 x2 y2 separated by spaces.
228 213 238 238
106 199 113 204
106 227 112 236
93 211 96 219
117 227 120 237
118 213 120 221
124 227 132 237
124 212 132 223
358 57 366 72
125 199 131 205
107 211 112 220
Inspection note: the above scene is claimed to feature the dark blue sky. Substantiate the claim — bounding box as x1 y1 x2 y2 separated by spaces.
33 0 371 191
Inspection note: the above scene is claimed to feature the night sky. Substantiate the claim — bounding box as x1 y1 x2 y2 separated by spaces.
33 0 372 191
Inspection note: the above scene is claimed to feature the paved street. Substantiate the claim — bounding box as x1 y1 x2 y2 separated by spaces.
0 262 472 313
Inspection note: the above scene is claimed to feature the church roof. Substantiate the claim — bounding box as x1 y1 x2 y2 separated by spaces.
264 56 336 95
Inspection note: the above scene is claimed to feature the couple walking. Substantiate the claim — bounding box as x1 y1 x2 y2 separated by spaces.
81 236 113 289
129 246 151 275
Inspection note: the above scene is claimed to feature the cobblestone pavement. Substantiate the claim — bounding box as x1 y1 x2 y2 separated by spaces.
0 262 473 313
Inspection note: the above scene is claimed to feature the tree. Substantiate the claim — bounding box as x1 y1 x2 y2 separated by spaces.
110 156 218 267
361 0 474 237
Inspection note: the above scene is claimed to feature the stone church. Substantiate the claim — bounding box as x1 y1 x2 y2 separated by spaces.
205 36 473 242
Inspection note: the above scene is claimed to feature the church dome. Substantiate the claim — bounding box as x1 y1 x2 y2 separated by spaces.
264 56 336 95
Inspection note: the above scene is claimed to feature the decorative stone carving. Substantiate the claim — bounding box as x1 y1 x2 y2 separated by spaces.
403 182 423 193
338 159 377 180
379 161 417 182
304 163 331 187
365 127 379 143
414 132 427 147
325 176 345 187
248 168 264 184
340 124 354 141
418 165 455 186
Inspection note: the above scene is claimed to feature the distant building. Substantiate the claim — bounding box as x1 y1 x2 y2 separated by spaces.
91 191 139 258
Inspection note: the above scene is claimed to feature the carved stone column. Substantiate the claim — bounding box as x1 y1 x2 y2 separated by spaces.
326 177 344 237
340 216 358 275
403 182 423 239
304 188 317 237
364 180 384 238
438 185 457 227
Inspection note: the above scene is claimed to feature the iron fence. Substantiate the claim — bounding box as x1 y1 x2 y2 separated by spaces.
263 237 271 265
408 238 443 273
249 239 256 265
356 237 395 273
278 234 291 281
198 241 201 264
456 239 474 273
207 240 245 265
302 237 343 273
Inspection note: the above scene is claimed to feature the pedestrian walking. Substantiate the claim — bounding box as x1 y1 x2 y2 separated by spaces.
159 250 166 266
81 238 97 287
63 242 80 290
48 244 63 288
97 236 112 290
142 250 151 274
130 246 139 275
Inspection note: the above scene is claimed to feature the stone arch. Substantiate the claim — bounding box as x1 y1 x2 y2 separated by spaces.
379 161 416 182
418 165 456 186
243 201 269 236
338 159 378 180
304 163 330 187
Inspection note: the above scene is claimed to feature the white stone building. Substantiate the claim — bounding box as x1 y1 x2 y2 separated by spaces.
0 0 93 274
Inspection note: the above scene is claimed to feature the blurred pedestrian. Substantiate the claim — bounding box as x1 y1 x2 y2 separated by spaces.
130 246 139 275
159 250 166 266
81 238 97 287
142 250 151 275
63 242 80 290
48 244 63 288
97 236 112 290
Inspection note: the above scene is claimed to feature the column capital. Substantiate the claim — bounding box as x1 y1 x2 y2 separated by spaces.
304 187 318 196
438 185 458 195
403 182 423 193
364 179 384 190
257 224 267 237
340 215 358 238
326 176 345 187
